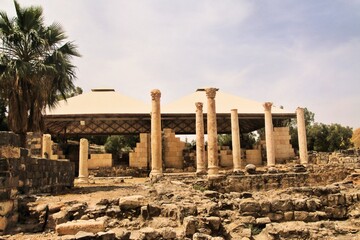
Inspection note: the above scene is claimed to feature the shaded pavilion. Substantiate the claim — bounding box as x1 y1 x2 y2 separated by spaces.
44 88 296 137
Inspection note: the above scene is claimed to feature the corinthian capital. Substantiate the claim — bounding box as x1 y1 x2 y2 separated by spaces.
263 102 273 111
195 102 203 111
151 89 161 101
205 88 217 99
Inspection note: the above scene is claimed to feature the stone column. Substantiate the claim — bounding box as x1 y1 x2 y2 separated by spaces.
78 138 89 182
150 89 163 177
195 102 206 174
42 134 52 159
206 88 219 175
263 102 275 166
296 107 308 165
231 109 242 172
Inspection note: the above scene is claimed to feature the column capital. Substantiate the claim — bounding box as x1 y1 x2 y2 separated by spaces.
296 107 304 112
195 102 203 111
205 88 217 99
151 89 161 101
263 102 273 111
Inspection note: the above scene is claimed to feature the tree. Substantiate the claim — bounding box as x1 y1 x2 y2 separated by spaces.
307 123 353 152
0 97 8 131
104 135 139 162
351 128 360 148
0 1 80 145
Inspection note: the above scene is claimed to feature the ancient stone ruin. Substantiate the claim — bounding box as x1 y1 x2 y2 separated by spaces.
1 88 360 239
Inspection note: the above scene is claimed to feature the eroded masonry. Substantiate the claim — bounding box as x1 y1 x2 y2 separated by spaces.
1 87 360 239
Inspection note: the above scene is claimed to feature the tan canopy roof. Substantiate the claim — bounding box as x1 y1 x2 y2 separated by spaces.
162 88 289 114
44 88 295 136
46 88 150 115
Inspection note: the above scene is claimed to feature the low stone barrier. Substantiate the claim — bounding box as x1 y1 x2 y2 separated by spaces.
0 132 75 234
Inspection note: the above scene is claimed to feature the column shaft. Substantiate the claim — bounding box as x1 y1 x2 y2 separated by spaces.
206 88 219 175
231 109 242 171
195 102 206 173
150 89 163 176
264 102 275 166
79 138 89 182
42 134 52 159
296 107 308 164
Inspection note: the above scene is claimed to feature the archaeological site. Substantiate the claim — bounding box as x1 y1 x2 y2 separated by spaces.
1 88 360 240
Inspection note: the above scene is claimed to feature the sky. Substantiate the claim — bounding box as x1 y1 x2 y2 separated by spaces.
1 0 360 129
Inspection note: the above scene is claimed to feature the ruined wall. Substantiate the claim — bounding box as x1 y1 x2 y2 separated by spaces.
88 154 112 169
129 133 150 168
26 132 42 158
0 132 75 234
163 128 185 169
273 127 295 162
210 164 354 193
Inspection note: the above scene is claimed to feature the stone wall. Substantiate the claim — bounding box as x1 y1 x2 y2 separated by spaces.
129 133 150 168
0 132 75 235
26 132 42 158
210 164 354 193
273 127 295 162
88 154 113 169
219 146 232 167
163 128 186 169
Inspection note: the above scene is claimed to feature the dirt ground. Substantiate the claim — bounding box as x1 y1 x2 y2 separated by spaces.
2 177 151 240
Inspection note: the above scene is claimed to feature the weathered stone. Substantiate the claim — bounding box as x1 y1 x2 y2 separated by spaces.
206 216 221 231
119 195 145 210
293 199 307 211
256 217 271 225
245 164 256 174
294 211 309 221
205 202 220 217
97 231 116 240
283 211 294 221
75 231 95 239
56 219 106 235
193 232 212 240
159 227 176 239
183 216 197 237
238 216 256 224
161 204 179 220
139 227 159 240
306 198 321 212
271 199 293 212
259 200 271 214
204 190 219 198
0 200 14 216
267 212 284 222
268 167 278 174
239 199 261 214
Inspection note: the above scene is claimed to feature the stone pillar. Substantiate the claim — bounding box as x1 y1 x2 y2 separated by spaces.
263 102 275 166
42 134 52 159
206 88 219 175
150 89 163 177
78 138 89 182
195 102 206 174
231 109 242 172
296 107 308 165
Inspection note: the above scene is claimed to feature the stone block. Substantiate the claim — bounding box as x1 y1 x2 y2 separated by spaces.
0 200 14 216
0 216 8 232
56 219 106 235
119 195 145 210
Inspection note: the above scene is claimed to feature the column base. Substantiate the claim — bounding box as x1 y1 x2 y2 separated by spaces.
207 166 219 176
76 177 89 184
233 168 244 174
196 168 207 175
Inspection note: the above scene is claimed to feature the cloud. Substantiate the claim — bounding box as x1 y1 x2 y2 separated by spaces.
3 0 360 129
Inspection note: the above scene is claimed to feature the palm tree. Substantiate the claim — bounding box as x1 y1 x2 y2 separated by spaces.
0 1 80 145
